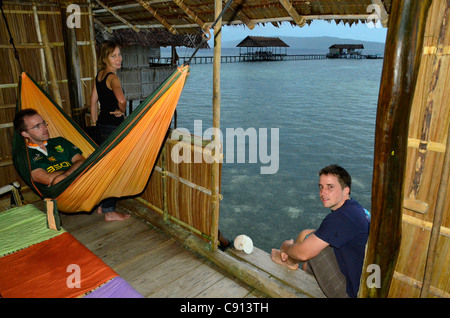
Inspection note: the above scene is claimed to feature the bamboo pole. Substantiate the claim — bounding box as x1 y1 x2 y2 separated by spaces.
359 0 432 298
136 0 178 35
419 3 449 297
60 2 83 118
173 0 210 34
210 0 222 251
39 19 63 109
278 0 306 27
32 1 48 92
94 0 139 32
162 145 169 222
420 124 450 297
87 0 97 78
226 0 255 30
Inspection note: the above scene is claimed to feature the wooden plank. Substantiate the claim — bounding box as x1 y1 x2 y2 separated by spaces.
132 249 206 297
124 199 323 298
148 262 228 298
229 247 325 298
60 206 259 298
196 276 253 298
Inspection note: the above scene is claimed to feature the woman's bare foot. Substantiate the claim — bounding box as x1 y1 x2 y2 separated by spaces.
104 211 130 221
271 249 299 270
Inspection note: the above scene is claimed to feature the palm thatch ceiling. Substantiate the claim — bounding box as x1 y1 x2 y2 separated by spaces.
93 0 391 36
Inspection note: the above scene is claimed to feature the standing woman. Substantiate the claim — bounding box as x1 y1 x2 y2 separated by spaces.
90 41 129 221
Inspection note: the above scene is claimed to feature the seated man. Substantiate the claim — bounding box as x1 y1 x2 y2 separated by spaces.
13 108 129 221
271 164 370 298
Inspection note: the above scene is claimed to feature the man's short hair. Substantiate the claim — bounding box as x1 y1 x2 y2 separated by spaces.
13 108 39 134
319 164 352 193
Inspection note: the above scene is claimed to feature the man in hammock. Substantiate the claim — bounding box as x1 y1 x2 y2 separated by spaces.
13 108 129 221
271 165 370 298
13 109 85 186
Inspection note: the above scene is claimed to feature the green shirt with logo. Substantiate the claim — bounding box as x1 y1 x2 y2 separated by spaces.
28 137 82 174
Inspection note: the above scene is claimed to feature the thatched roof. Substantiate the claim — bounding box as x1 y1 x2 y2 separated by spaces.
92 0 391 35
329 44 365 49
95 25 207 48
236 36 289 48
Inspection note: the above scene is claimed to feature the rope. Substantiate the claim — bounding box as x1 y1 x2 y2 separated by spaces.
184 0 234 65
0 0 24 73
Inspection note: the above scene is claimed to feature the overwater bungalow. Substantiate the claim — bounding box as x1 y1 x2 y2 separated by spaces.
0 0 448 299
236 36 289 61
326 44 365 59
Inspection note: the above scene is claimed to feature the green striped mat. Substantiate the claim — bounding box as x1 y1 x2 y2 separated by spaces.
0 205 66 256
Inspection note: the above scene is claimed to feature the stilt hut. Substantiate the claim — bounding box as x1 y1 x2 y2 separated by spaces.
0 0 448 299
236 36 289 61
327 44 364 58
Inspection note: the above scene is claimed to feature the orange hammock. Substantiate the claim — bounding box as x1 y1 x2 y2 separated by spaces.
13 65 190 217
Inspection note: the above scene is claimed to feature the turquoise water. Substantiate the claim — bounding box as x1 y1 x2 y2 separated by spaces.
173 57 383 253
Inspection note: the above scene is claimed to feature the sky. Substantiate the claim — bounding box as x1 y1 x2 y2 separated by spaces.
213 20 388 44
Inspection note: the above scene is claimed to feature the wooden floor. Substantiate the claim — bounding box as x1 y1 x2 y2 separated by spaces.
53 203 269 298
2 190 324 299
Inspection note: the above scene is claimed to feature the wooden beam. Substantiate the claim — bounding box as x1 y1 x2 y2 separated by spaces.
278 0 306 27
94 18 113 33
359 0 432 298
172 0 210 33
226 0 255 30
94 0 139 32
135 0 178 35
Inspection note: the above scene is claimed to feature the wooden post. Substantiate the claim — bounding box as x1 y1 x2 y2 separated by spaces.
210 0 222 251
359 0 432 298
60 1 84 122
39 19 64 110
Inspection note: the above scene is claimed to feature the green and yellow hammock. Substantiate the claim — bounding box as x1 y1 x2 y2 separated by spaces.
13 65 190 225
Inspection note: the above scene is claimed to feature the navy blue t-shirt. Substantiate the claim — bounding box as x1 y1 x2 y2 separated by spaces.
314 199 370 298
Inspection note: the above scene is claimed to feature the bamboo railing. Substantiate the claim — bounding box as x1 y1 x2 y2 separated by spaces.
136 130 223 246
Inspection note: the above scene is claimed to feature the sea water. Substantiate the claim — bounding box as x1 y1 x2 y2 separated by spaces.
171 54 383 253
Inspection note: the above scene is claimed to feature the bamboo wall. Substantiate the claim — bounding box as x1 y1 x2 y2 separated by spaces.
0 1 220 247
138 130 222 244
390 0 449 298
0 0 95 188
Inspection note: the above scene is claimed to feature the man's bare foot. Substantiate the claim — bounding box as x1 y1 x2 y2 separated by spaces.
97 206 102 214
104 211 130 221
271 249 299 270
